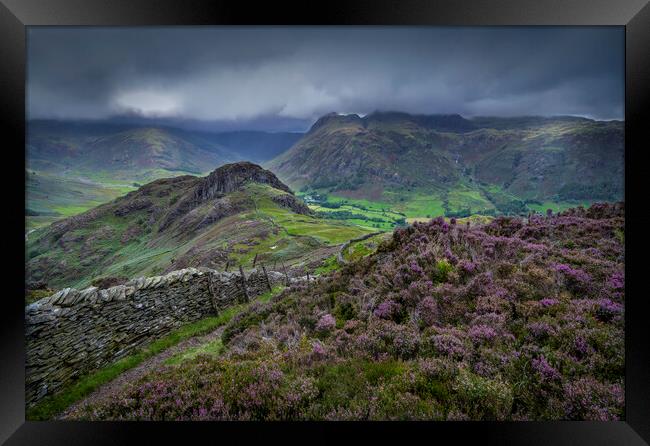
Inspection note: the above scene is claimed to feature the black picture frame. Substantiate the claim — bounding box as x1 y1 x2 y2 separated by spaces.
1 0 648 444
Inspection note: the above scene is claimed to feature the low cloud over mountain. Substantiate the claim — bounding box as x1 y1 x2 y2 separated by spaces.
28 27 624 131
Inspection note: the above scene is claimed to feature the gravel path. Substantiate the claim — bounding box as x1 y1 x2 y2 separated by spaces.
58 326 226 419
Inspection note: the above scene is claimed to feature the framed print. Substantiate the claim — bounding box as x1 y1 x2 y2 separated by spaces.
1 0 648 444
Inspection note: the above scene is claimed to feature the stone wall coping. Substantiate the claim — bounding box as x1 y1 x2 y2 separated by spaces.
26 266 278 314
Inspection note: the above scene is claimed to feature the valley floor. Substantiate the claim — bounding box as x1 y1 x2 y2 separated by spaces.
299 188 597 232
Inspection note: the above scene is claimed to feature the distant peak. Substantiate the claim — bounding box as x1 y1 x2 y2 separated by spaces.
195 161 292 201
309 112 363 133
308 110 476 133
212 161 264 172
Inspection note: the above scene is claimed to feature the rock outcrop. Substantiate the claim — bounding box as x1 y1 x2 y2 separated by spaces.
158 162 296 233
271 193 312 216
194 161 292 201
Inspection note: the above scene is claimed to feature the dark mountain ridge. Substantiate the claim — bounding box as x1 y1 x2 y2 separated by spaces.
309 111 477 134
195 161 293 200
305 111 607 135
158 162 306 232
267 111 624 207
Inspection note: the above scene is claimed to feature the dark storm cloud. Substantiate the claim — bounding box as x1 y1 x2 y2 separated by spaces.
27 27 624 129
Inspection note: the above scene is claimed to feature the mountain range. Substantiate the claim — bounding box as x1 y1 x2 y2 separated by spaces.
28 119 303 175
26 111 624 233
23 112 626 422
267 111 624 215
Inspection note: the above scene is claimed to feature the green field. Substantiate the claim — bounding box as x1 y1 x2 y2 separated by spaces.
300 185 474 230
297 181 596 231
299 191 406 231
26 167 206 231
391 193 447 218
26 170 136 230
526 200 596 213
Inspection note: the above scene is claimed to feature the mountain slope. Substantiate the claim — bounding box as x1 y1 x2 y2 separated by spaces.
190 130 303 163
68 202 625 421
28 122 234 177
26 162 370 289
267 112 624 213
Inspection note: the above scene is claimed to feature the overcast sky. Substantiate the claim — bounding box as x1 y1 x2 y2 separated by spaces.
27 27 624 131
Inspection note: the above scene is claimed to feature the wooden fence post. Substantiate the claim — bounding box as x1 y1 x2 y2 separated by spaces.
239 265 250 302
261 264 273 292
282 262 290 286
207 272 220 314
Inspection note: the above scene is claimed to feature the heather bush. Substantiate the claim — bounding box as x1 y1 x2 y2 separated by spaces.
73 202 624 421
315 313 336 334
389 323 421 359
563 377 624 420
428 332 469 360
552 263 592 293
531 355 561 382
416 296 439 328
71 346 319 420
468 325 499 344
373 299 402 320
451 369 514 420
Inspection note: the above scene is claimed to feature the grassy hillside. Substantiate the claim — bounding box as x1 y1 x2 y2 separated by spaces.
66 202 625 421
26 163 370 290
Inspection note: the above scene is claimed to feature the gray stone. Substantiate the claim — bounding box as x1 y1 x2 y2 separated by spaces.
25 266 279 407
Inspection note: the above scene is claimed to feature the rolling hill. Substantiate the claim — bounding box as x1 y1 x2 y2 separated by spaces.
28 121 232 179
26 120 303 228
266 111 624 217
26 162 370 290
28 120 302 174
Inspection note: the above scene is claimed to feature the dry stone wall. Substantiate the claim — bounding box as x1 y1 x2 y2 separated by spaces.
25 267 284 407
